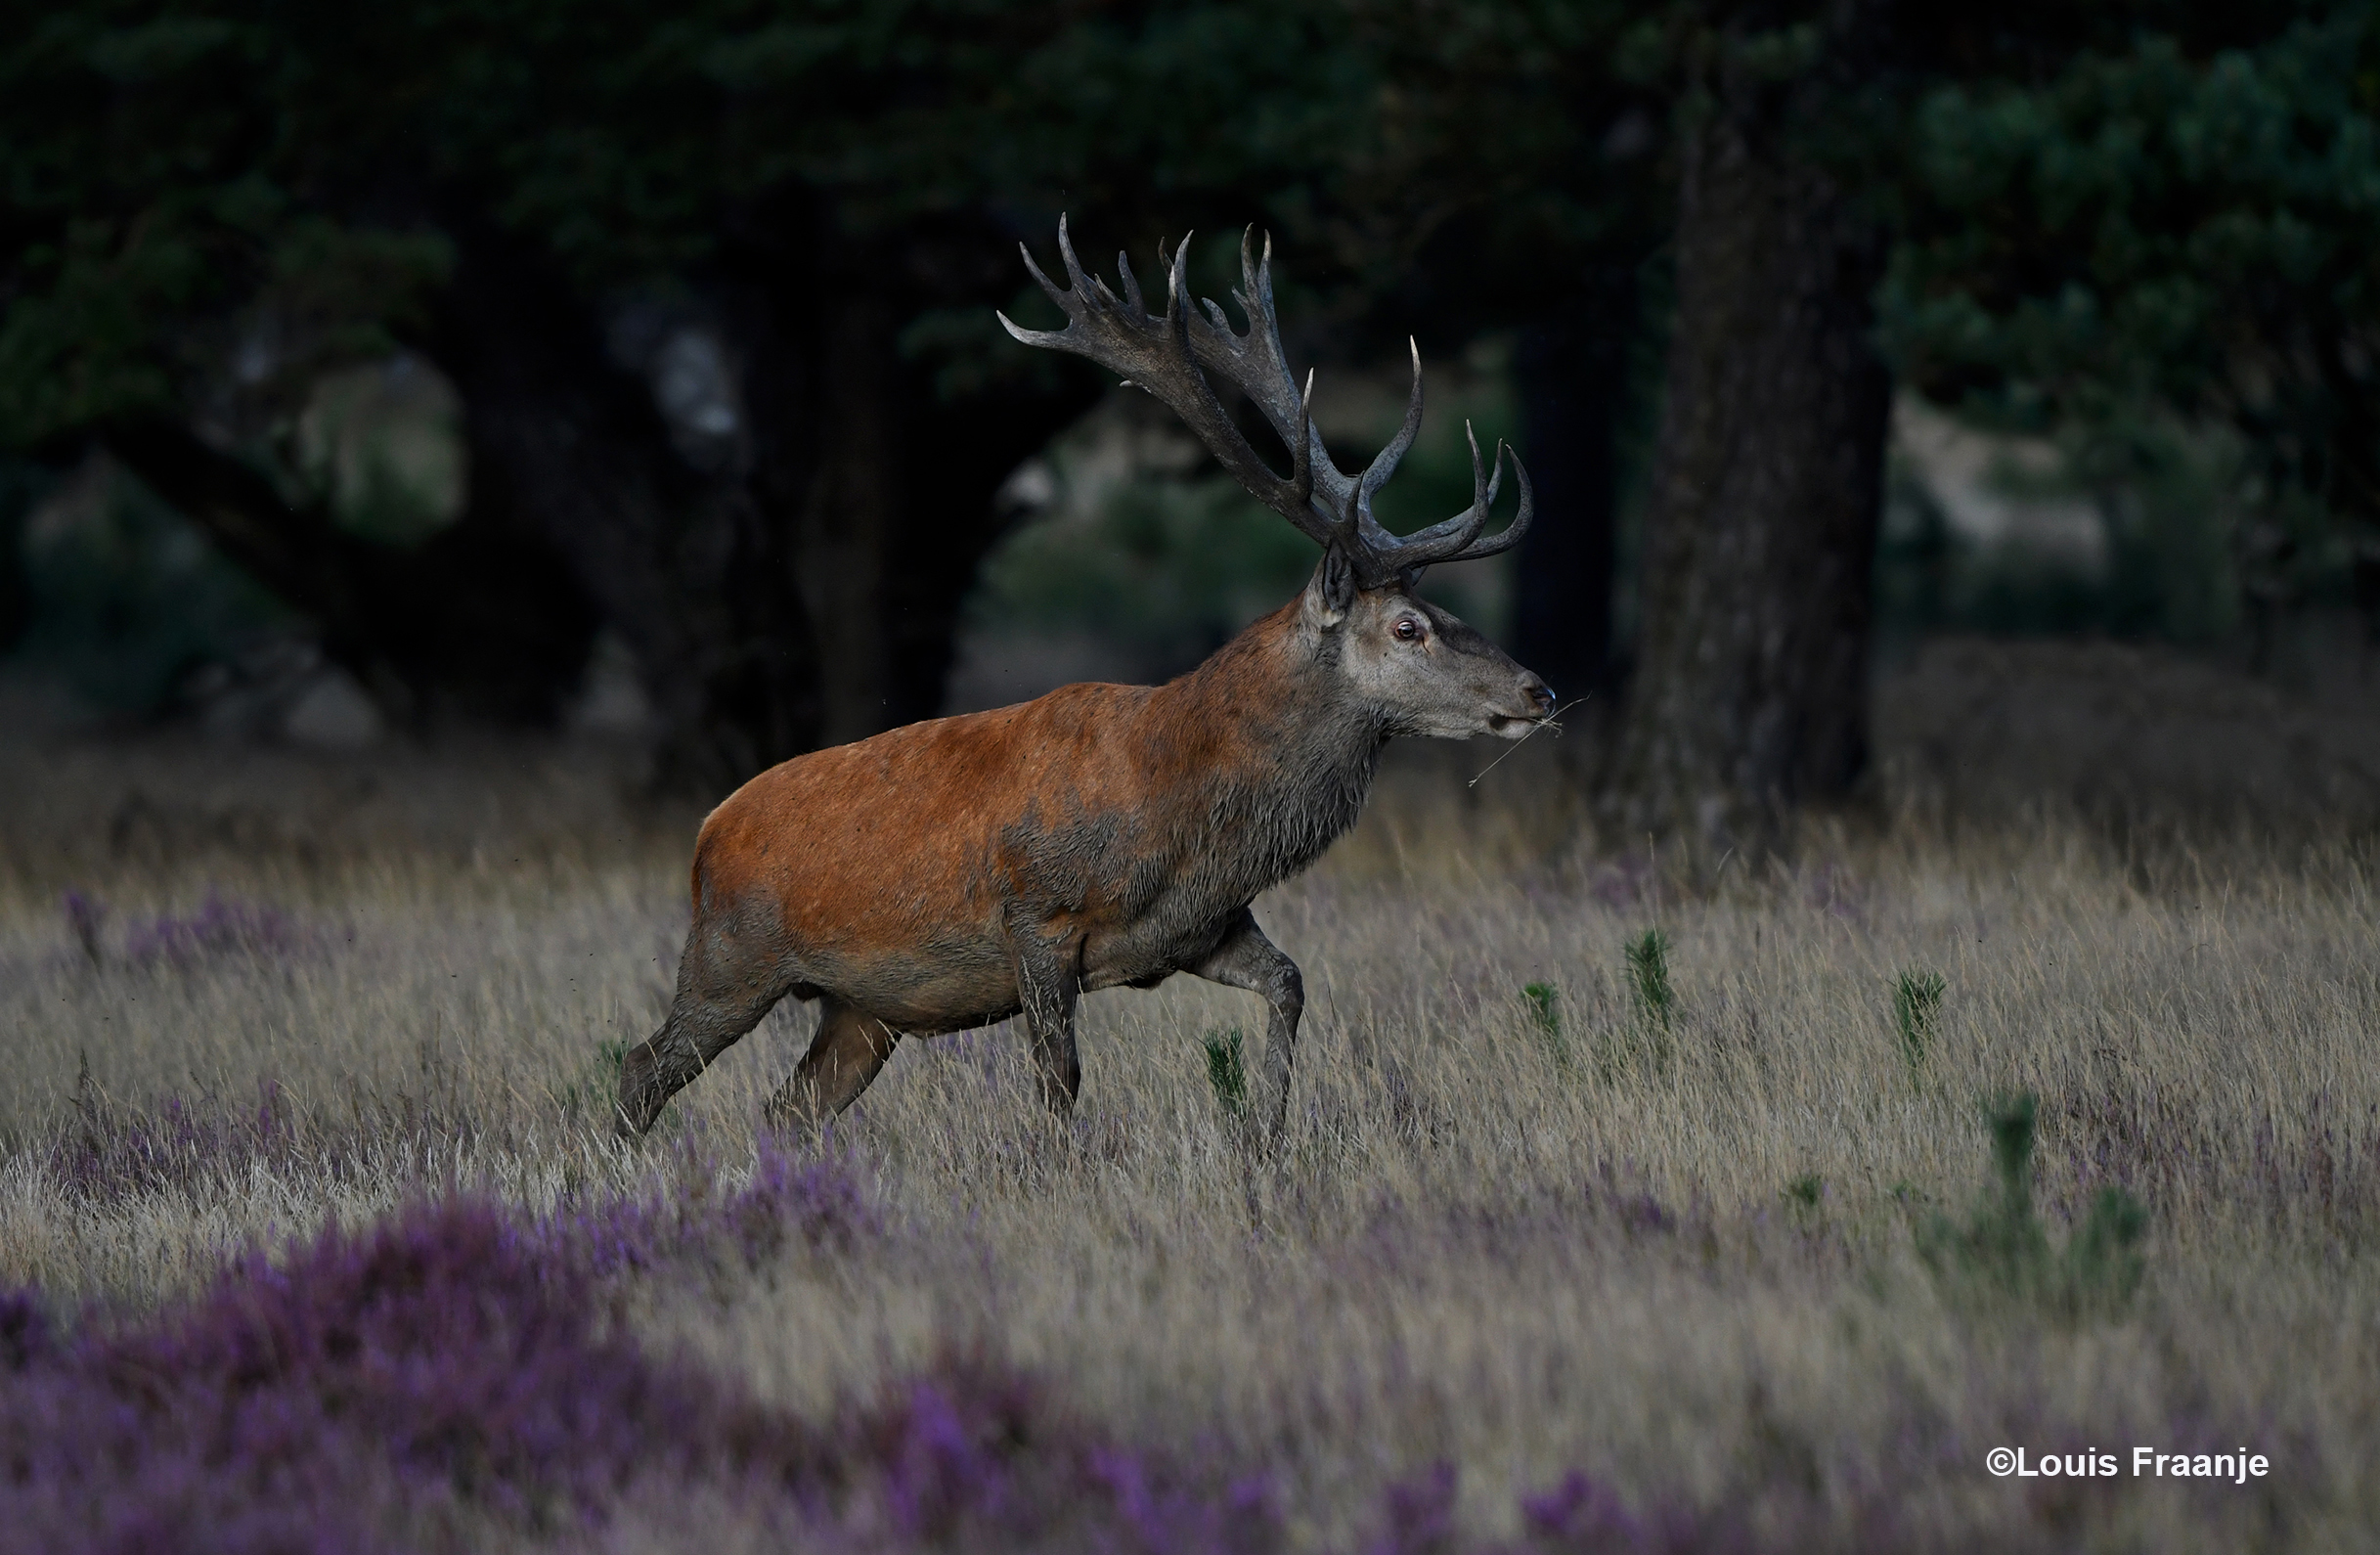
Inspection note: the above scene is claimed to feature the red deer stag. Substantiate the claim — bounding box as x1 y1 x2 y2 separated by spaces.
616 219 1553 1143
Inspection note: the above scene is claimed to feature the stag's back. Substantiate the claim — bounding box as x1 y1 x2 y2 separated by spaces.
696 679 1152 931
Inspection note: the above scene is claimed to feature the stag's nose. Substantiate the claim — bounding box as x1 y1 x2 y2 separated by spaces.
1522 678 1556 718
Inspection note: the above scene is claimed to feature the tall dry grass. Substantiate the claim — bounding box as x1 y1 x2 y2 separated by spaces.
5 660 2380 1549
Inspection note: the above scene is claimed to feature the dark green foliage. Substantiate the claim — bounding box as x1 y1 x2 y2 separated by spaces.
15 0 2376 776
12 464 288 712
1520 982 1565 1064
0 2 1373 456
1624 929 1673 1034
1891 968 1945 1078
1885 6 2380 625
1591 930 1674 1082
1783 1175 1824 1215
0 0 1669 764
973 476 1323 680
1202 1028 1248 1124
1917 1092 2148 1319
1872 432 2244 646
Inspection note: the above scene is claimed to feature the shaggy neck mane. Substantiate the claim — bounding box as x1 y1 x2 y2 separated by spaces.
1141 600 1386 895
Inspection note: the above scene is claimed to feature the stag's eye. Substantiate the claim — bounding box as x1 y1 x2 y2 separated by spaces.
1392 617 1426 644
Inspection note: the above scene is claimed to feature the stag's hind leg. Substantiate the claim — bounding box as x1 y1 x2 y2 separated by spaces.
764 998 901 1132
1189 910 1304 1145
616 921 800 1138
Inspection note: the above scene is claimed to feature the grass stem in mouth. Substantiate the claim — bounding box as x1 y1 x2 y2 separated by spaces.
1469 696 1588 787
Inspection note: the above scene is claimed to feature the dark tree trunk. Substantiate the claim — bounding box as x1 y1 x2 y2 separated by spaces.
1512 267 1636 702
432 224 825 792
99 417 599 724
0 462 37 652
790 295 901 743
107 208 1089 795
1603 45 1892 852
894 360 1102 722
722 214 1102 750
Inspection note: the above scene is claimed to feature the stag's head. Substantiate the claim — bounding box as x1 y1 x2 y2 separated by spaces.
1000 219 1557 741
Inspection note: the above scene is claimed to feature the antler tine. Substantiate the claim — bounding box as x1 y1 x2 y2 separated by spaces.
1116 250 1143 315
1356 338 1427 524
1297 369 1317 514
1056 213 1095 299
1198 225 1361 543
1374 422 1498 569
1017 241 1069 311
1383 433 1535 574
1002 219 1341 550
1440 445 1533 561
1168 232 1321 532
1163 227 1194 325
1159 227 1320 531
1165 227 1337 545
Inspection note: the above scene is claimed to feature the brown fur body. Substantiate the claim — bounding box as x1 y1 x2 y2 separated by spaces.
615 569 1550 1140
691 601 1373 1029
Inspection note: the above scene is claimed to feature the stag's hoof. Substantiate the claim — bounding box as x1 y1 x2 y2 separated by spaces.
614 1044 664 1140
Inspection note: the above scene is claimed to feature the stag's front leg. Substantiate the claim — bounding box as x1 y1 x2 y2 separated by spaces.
1011 932 1083 1115
1189 909 1304 1146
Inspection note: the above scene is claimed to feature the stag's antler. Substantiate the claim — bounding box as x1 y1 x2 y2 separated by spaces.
997 217 1532 585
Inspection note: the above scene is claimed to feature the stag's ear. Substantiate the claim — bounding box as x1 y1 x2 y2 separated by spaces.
1310 544 1358 625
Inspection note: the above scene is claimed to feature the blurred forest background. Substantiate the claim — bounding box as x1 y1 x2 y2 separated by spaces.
7 0 2380 846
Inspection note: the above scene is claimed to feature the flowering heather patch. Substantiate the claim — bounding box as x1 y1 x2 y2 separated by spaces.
826 1355 1284 1553
121 887 309 969
46 1078 313 1207
1357 1460 1880 1555
0 1174 1307 1555
0 1164 1877 1555
0 1198 771 1555
727 1134 886 1264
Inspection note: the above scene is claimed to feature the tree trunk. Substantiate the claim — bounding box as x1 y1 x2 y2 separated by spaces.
108 209 1089 795
99 416 599 724
793 296 900 744
724 214 1103 750
0 460 41 652
429 224 830 792
1512 267 1637 702
1603 63 1891 854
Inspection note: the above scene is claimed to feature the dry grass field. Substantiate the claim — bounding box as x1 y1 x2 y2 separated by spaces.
4 640 2380 1552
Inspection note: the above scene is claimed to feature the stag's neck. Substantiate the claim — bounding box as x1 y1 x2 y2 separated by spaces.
1142 600 1386 893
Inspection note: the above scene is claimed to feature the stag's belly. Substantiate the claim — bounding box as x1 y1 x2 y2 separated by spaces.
782 883 1235 1022
1078 897 1236 992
